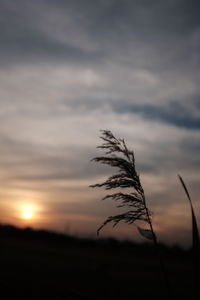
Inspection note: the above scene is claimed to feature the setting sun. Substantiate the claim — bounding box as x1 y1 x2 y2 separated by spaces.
22 207 33 220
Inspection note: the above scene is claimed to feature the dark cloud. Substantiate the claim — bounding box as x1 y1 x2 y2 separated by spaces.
114 99 200 130
0 0 104 66
46 0 200 36
64 96 200 130
0 36 103 66
1 0 200 67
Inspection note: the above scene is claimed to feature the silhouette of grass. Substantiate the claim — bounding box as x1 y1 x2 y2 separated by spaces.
90 130 171 298
178 175 200 297
90 130 152 236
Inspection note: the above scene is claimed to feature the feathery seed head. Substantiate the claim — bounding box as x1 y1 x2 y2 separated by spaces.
90 130 151 235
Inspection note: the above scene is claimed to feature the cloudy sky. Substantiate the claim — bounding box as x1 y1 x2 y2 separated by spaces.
0 0 200 246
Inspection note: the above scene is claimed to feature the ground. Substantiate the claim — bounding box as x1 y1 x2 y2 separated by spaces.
0 225 194 299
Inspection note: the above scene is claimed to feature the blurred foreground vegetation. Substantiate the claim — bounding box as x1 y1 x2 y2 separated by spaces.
0 224 194 299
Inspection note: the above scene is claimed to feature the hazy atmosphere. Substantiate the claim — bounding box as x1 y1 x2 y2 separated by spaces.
0 0 200 247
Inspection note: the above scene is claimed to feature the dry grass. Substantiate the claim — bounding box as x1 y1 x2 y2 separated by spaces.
90 130 152 237
90 130 171 297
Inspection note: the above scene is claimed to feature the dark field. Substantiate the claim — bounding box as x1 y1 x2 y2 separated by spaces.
0 225 194 299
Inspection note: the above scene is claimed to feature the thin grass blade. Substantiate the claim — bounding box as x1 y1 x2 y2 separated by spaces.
178 174 200 293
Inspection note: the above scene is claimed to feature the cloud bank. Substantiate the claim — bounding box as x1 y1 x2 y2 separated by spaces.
0 0 200 246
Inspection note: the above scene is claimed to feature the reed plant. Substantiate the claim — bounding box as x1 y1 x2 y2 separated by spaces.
90 130 171 297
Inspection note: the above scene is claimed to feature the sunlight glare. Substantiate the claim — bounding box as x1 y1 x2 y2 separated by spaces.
22 207 33 220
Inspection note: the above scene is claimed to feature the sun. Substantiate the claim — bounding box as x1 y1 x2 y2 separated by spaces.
22 207 33 220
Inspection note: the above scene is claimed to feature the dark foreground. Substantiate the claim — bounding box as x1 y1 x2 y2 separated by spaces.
0 225 195 299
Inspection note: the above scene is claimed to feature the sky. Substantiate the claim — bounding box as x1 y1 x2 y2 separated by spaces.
0 0 200 247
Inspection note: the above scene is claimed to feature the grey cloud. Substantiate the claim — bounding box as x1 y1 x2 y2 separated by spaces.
1 0 200 68
0 0 104 66
1 127 200 190
1 0 199 115
114 99 200 130
0 134 112 183
63 96 200 131
180 137 200 154
0 135 154 186
48 0 200 36
0 36 103 66
0 25 103 67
